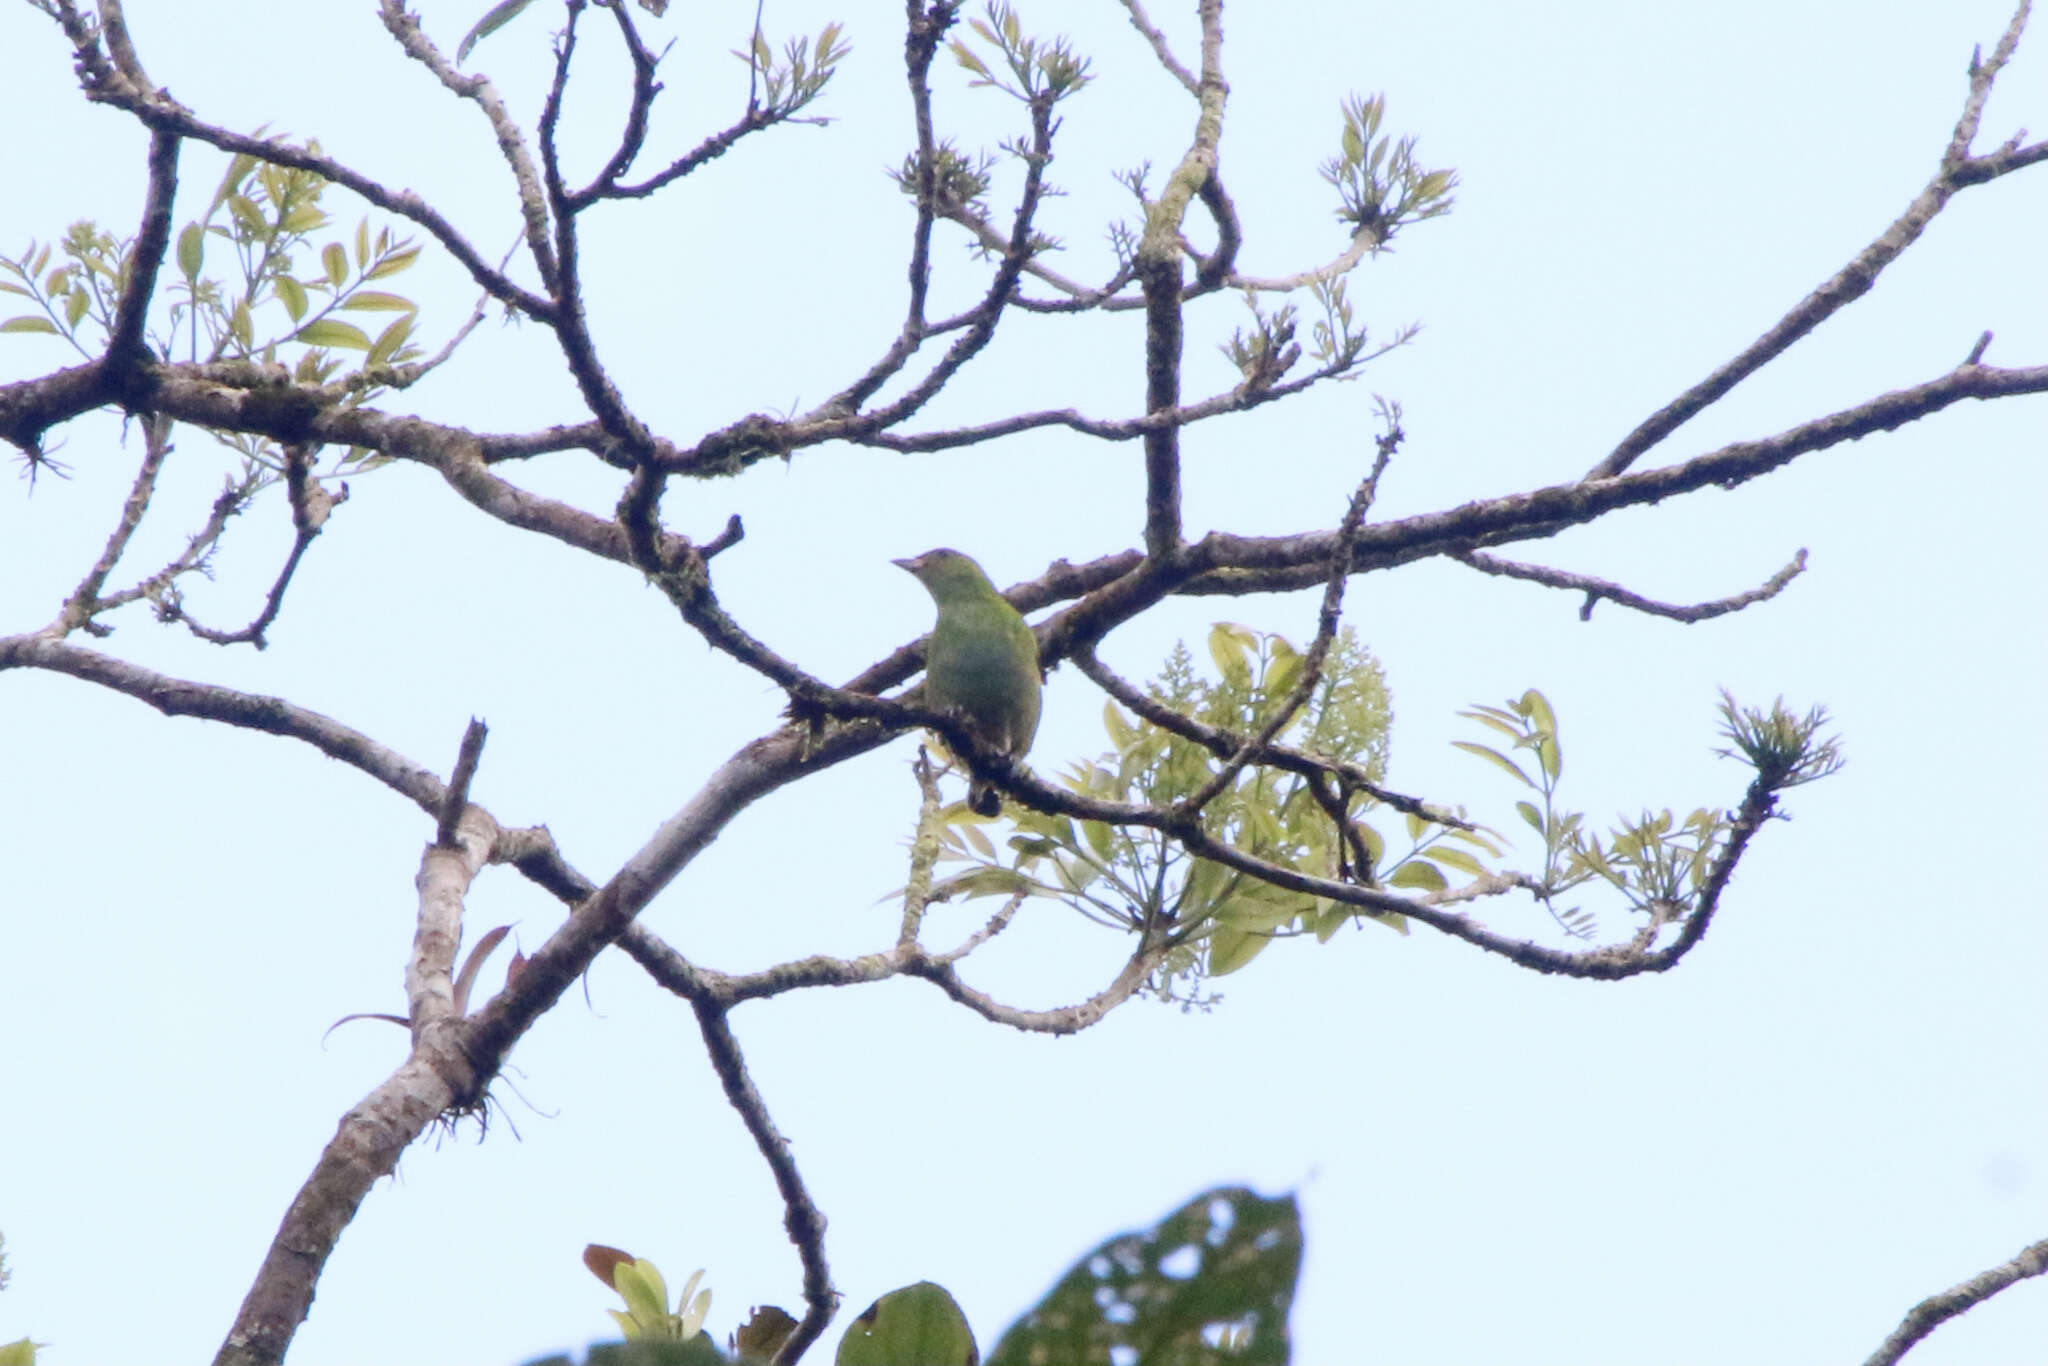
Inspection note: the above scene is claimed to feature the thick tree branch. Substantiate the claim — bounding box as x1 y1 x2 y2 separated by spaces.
1132 0 1225 558
216 805 497 1366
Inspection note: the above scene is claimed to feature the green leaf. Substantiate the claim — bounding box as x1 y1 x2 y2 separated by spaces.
1207 621 1257 687
949 36 993 79
321 242 348 287
1515 800 1544 834
1388 861 1446 892
1424 847 1488 878
354 217 370 270
613 1258 670 1330
274 274 308 322
280 205 329 236
210 152 258 212
338 290 416 312
988 1186 1301 1366
1353 820 1384 871
838 1282 976 1366
0 316 58 335
365 313 414 367
62 290 88 327
226 193 267 236
176 222 205 278
733 1306 797 1363
1458 710 1525 741
1206 922 1271 977
1102 700 1135 752
295 319 372 350
365 244 422 280
1215 883 1306 932
1450 740 1532 787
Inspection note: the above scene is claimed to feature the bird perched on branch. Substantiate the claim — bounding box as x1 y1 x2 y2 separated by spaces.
894 548 1042 816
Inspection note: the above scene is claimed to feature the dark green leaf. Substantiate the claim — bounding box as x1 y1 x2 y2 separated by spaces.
988 1186 1301 1366
837 1282 977 1366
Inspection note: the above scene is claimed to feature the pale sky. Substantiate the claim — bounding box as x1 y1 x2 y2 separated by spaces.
1 2 2043 1364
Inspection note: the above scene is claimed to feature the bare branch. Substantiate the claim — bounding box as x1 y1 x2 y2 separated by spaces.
565 0 662 206
173 446 346 648
1586 2 2046 478
1120 0 1200 96
1861 1236 2048 1366
1132 0 1225 558
376 0 562 297
107 129 180 370
50 412 174 636
1453 547 1810 623
436 718 490 849
688 1000 838 1366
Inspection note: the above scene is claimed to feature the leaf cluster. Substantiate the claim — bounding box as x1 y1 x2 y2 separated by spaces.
928 623 1502 994
738 22 853 118
1453 688 1835 936
3 148 424 479
948 3 1093 104
1318 93 1457 243
1715 688 1845 791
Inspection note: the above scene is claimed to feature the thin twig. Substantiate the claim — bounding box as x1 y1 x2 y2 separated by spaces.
1452 547 1809 623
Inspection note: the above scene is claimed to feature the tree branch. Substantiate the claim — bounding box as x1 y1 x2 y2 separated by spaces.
1585 0 2045 478
1452 547 1809 623
216 805 497 1366
1861 1236 2048 1366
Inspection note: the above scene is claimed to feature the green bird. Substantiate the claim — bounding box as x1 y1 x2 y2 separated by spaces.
895 548 1042 817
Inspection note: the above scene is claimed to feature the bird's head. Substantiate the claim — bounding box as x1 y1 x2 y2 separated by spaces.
893 547 998 601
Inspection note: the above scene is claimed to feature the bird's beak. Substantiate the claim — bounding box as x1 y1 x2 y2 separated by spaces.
891 556 916 572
